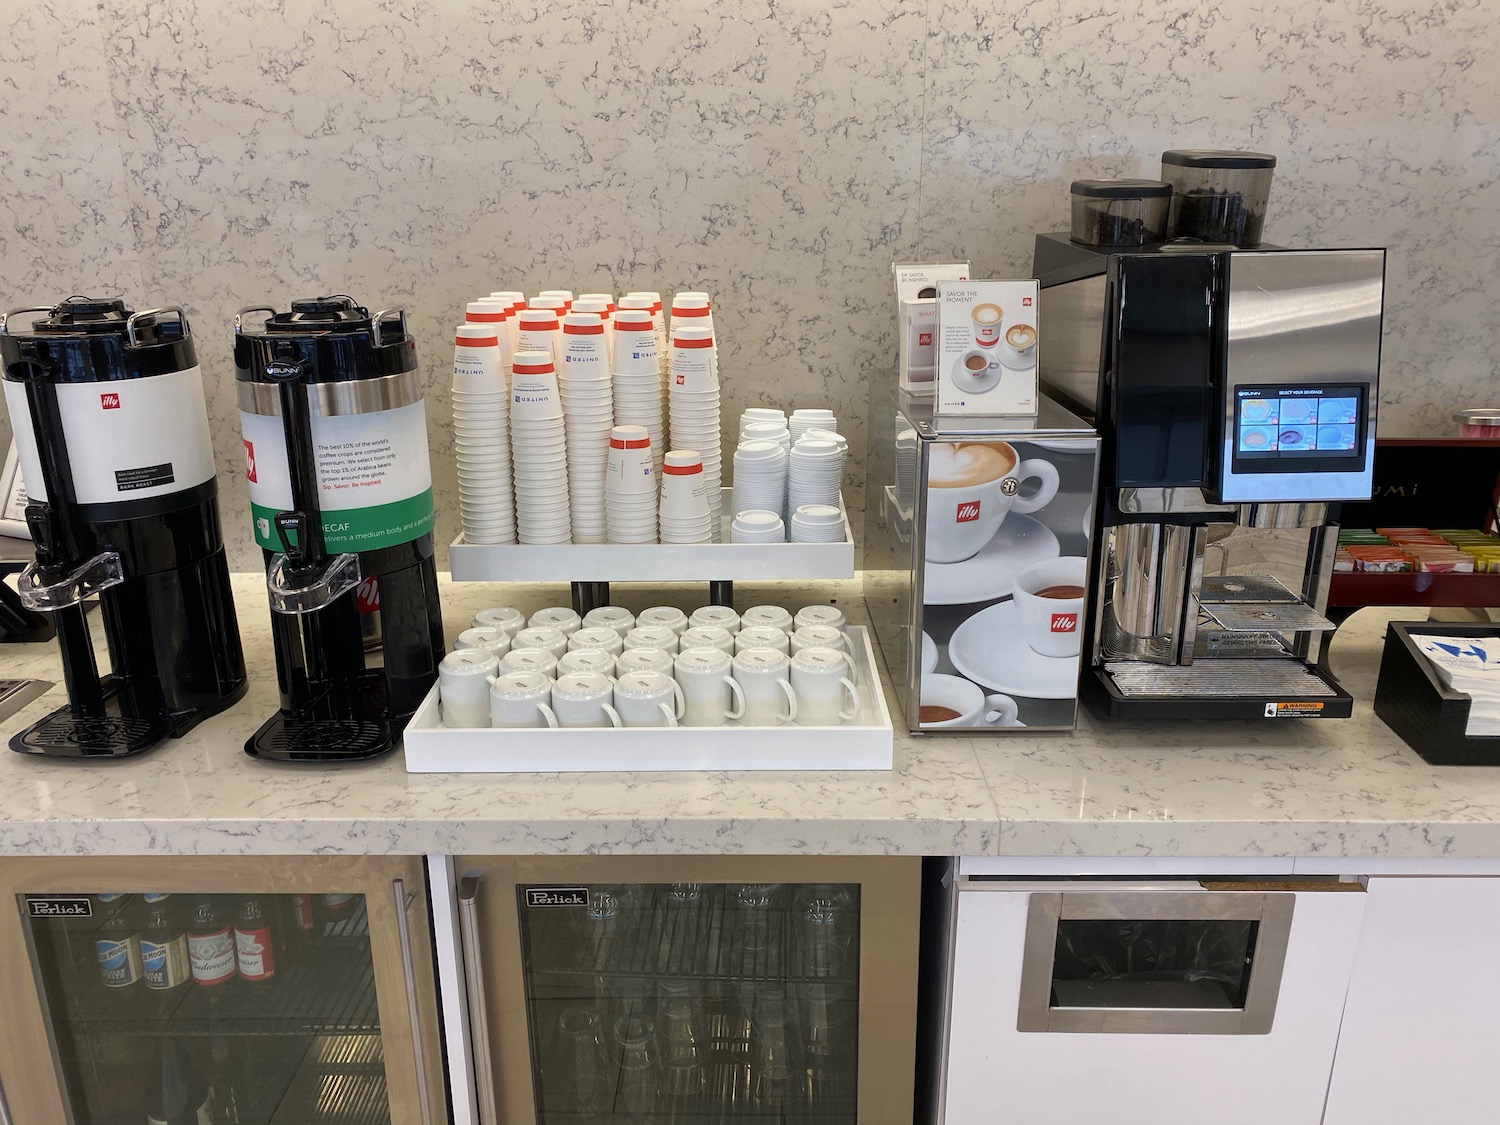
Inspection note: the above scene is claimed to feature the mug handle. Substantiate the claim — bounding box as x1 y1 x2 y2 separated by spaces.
668 678 686 720
839 677 861 722
724 676 746 720
778 678 798 723
658 702 679 728
1008 458 1061 515
601 703 622 729
537 702 559 729
984 694 1019 725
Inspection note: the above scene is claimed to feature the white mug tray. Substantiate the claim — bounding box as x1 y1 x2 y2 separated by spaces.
402 626 893 773
447 488 854 582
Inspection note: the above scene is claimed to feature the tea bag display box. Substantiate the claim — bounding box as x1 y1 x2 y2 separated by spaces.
937 280 1040 417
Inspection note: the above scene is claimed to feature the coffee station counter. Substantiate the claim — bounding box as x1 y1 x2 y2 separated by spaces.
0 572 1498 862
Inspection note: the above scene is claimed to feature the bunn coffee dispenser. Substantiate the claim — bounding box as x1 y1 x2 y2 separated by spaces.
0 298 247 756
234 297 444 762
1034 235 1386 719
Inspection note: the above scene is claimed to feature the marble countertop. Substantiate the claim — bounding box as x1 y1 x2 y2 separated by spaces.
1 572 1499 861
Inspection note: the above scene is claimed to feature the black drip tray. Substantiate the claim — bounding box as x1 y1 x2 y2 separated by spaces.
247 716 393 763
11 709 168 758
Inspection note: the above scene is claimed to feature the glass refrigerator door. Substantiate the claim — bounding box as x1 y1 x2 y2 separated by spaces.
521 882 859 1123
0 859 442 1125
458 856 919 1125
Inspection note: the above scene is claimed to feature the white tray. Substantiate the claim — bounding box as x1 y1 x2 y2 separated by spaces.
448 489 854 582
402 626 893 773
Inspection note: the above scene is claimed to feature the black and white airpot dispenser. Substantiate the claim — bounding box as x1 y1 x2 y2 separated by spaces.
0 298 247 757
234 296 444 763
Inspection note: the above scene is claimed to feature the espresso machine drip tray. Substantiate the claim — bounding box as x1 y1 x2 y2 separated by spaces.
1104 660 1341 698
1196 574 1338 633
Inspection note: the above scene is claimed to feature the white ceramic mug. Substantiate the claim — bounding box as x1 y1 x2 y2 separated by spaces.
557 648 617 678
794 605 846 632
472 606 526 635
1013 556 1087 658
583 605 636 637
623 624 679 655
636 606 689 636
680 625 735 656
675 647 747 727
453 626 511 660
440 649 499 728
790 624 846 655
615 648 676 677
529 606 582 636
740 605 794 633
511 625 569 661
735 625 790 656
924 441 1061 564
789 646 860 726
918 673 1019 727
489 670 559 728
613 671 686 728
732 648 798 727
551 672 622 728
498 647 559 680
570 626 625 657
689 605 741 635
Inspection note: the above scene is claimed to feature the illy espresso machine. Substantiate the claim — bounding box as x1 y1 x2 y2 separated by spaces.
0 298 247 756
1035 236 1386 719
234 297 444 762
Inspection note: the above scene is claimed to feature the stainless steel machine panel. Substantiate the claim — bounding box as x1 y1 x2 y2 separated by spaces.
1217 249 1386 503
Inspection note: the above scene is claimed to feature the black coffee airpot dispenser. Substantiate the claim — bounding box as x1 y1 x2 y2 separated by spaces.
234 297 444 762
0 299 247 757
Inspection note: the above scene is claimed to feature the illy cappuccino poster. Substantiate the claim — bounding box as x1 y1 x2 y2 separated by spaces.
935 279 1039 416
917 436 1098 730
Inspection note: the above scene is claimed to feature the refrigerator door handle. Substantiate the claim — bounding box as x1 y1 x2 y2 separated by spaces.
458 874 500 1125
393 877 435 1125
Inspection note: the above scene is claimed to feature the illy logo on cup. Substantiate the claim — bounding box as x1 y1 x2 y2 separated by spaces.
1050 612 1078 634
100 392 121 410
955 500 981 523
244 439 257 483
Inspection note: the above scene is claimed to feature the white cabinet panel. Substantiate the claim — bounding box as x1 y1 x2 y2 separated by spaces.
941 884 1365 1125
1324 877 1500 1125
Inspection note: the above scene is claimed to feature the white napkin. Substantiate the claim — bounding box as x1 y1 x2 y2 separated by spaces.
1416 635 1500 737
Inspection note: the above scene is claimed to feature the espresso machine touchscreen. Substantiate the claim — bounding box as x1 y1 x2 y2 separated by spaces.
1035 236 1386 720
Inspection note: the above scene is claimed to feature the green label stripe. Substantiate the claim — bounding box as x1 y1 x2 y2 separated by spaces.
251 489 435 552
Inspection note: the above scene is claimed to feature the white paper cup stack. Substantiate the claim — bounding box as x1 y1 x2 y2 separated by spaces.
605 425 659 543
517 306 564 368
731 438 788 520
487 292 526 356
669 324 723 539
671 292 716 369
452 323 515 544
788 437 844 511
789 503 845 543
573 296 613 363
790 407 837 446
560 313 614 543
510 351 572 544
730 509 786 544
613 308 666 472
536 290 573 312
659 449 713 544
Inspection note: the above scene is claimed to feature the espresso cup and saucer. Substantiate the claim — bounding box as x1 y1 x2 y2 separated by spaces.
999 323 1037 370
953 348 1004 394
917 673 1022 729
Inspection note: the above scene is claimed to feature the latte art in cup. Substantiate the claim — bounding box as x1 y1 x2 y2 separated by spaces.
1005 323 1037 350
929 442 1015 488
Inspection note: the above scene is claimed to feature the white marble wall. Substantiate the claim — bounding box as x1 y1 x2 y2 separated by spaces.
1 0 1495 569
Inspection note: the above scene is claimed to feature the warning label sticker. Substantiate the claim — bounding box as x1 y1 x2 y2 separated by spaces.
1264 702 1326 718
